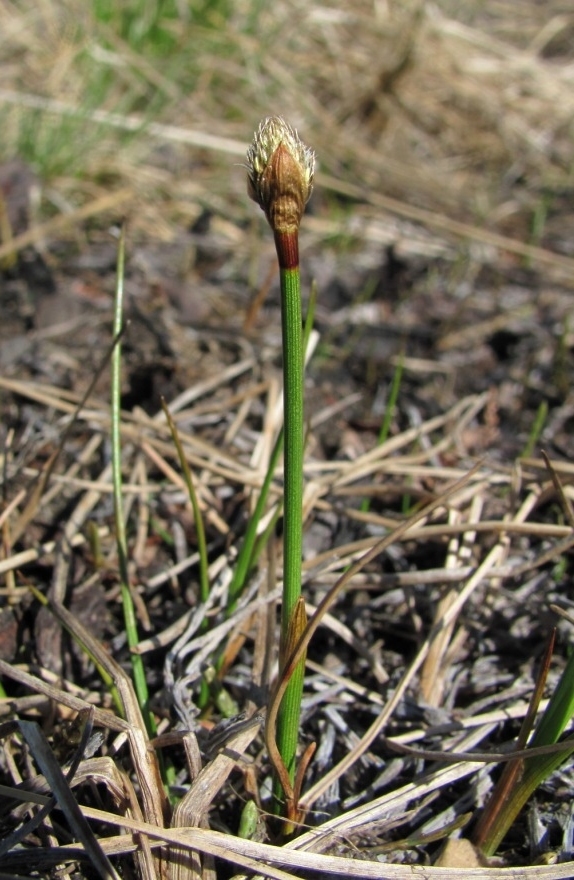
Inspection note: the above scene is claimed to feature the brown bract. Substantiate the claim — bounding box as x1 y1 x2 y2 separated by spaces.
246 116 315 235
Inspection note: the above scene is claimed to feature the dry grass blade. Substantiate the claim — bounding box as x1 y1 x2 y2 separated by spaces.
36 803 574 880
19 594 167 878
301 535 508 810
321 173 574 282
0 187 134 263
7 718 120 880
170 717 263 880
0 659 128 732
383 732 574 766
540 450 574 529
8 328 124 547
0 708 94 858
471 631 556 852
420 495 483 706
0 525 110 577
0 707 142 877
267 464 481 812
0 87 247 157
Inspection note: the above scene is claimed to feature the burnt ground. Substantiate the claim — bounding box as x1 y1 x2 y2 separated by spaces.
2 156 574 877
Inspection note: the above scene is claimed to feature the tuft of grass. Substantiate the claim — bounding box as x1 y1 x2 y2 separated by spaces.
92 0 183 54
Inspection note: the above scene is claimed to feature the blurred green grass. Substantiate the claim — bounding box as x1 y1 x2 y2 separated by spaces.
1 0 573 263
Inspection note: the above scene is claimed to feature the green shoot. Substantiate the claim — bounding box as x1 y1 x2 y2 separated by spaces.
161 401 210 609
161 400 212 708
111 225 156 738
227 428 284 611
520 400 548 459
473 629 574 855
246 117 315 811
361 352 404 514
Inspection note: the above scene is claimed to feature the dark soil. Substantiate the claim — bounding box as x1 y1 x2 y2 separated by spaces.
2 157 574 876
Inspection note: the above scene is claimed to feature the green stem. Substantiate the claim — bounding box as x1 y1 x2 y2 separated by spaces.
275 255 306 797
111 226 156 738
245 115 315 820
228 281 316 613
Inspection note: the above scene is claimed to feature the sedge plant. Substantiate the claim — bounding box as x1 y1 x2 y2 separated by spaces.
246 117 315 814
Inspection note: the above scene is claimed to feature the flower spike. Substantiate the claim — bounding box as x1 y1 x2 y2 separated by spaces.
246 116 315 236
